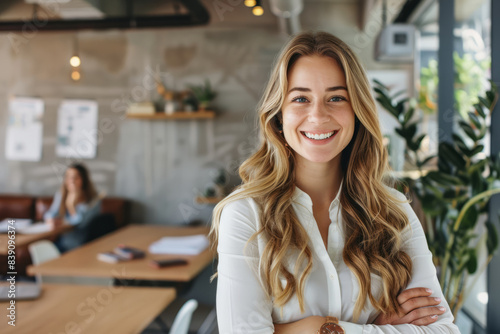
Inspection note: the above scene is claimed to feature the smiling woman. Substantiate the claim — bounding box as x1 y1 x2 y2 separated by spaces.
282 55 355 165
209 31 460 334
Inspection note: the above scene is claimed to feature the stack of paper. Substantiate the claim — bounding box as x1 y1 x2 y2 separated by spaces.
18 223 52 234
149 234 209 255
0 219 32 233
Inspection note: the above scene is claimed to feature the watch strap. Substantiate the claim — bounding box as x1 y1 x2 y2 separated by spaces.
325 316 339 323
317 316 345 334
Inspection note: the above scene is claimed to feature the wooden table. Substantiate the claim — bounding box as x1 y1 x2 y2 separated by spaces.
0 224 73 255
0 284 176 334
27 225 214 282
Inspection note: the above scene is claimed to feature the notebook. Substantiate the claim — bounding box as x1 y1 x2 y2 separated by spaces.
0 280 41 301
148 234 209 255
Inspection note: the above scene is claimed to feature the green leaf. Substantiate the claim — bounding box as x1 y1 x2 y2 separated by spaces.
427 170 462 186
438 158 452 174
478 126 488 140
469 145 485 156
403 106 415 124
439 142 466 169
453 134 470 154
468 112 482 129
391 89 407 100
486 222 499 255
372 79 386 89
459 121 478 141
486 88 497 108
443 188 469 202
421 193 445 215
466 249 478 274
478 96 491 109
470 170 483 195
459 205 479 230
414 134 426 148
376 97 398 118
469 159 487 174
395 127 405 139
443 189 458 200
374 87 389 98
417 155 436 168
405 123 417 140
474 103 486 118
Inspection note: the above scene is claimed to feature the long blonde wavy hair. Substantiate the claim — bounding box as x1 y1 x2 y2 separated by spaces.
209 31 412 320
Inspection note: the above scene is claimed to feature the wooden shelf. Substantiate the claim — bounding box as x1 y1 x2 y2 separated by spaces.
126 110 215 120
196 196 224 205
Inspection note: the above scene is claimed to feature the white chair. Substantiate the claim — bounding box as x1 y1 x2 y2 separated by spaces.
28 239 62 284
169 299 199 334
28 240 60 265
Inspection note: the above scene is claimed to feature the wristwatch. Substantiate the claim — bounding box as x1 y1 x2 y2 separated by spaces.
317 316 345 334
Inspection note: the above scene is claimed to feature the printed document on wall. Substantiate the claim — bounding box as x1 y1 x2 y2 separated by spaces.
56 100 98 159
5 97 44 161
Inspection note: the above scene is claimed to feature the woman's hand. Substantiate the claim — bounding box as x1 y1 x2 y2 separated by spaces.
274 315 325 334
65 190 82 215
374 287 447 326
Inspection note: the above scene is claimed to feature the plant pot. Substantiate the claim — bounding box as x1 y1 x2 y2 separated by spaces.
199 102 210 111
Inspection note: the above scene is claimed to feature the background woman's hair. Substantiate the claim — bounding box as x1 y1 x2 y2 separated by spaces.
58 163 98 217
210 31 412 320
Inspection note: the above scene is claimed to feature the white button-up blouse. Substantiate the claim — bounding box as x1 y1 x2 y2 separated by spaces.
216 182 460 334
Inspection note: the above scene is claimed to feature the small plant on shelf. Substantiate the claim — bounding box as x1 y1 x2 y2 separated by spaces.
187 79 217 111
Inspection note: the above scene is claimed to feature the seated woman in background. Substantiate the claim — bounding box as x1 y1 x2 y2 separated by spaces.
44 163 102 252
210 31 460 333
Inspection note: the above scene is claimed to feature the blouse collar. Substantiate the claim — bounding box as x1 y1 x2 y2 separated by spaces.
292 178 343 211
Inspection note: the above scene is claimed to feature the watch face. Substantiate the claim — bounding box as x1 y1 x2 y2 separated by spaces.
320 323 345 334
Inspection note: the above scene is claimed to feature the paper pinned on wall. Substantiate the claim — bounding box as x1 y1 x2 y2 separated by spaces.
5 97 44 161
56 99 98 159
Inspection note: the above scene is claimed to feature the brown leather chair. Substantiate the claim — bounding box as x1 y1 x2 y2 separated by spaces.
0 195 35 275
0 195 34 220
101 197 130 227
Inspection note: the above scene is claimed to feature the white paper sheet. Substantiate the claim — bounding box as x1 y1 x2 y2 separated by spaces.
5 97 44 161
56 99 98 159
0 218 32 233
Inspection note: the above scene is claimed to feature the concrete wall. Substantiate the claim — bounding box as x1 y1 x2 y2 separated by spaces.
0 0 410 225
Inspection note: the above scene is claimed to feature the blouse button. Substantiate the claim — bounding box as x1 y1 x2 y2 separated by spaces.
329 274 335 280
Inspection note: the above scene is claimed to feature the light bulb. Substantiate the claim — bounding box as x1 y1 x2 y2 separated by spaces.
252 5 264 16
71 70 81 81
244 0 256 7
70 55 81 67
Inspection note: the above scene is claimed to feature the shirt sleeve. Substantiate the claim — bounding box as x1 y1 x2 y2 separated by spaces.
43 191 62 220
338 189 460 334
66 198 102 226
216 199 275 334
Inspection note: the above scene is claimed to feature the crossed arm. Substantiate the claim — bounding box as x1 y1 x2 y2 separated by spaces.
216 197 460 334
274 287 447 333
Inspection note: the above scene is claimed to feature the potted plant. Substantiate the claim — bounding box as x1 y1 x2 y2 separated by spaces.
373 79 500 317
187 79 217 111
213 168 227 198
